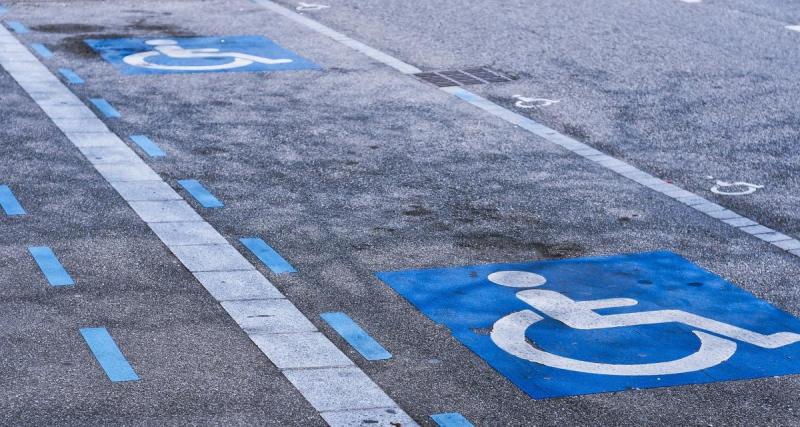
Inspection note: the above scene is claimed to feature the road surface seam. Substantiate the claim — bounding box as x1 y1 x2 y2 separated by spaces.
0 24 418 427
251 0 800 259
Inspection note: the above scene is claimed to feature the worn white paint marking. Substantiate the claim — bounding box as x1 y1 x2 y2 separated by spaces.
296 2 330 11
680 0 702 3
513 95 560 108
250 0 800 259
786 25 800 33
710 180 763 196
0 25 414 426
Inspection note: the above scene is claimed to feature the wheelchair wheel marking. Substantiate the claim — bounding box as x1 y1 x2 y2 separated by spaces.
710 180 764 196
491 310 736 376
487 269 800 375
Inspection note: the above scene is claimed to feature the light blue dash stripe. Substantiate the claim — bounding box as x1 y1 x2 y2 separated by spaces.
58 68 84 84
89 98 121 118
129 135 165 157
320 312 391 361
452 88 479 102
239 237 296 274
6 20 28 33
30 43 53 58
0 6 8 15
80 327 139 382
28 246 74 286
431 413 474 427
178 179 223 208
0 185 25 216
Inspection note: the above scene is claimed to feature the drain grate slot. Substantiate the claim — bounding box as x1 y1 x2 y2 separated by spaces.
438 70 484 86
415 67 515 87
463 67 512 83
414 72 460 87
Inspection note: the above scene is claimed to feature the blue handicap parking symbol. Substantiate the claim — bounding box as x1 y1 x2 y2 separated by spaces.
377 251 800 398
84 35 319 75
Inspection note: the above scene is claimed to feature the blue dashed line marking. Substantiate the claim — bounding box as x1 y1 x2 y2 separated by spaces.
28 246 74 287
129 135 165 157
431 413 474 427
80 327 140 382
5 20 28 33
89 98 121 118
320 312 391 361
58 68 84 84
178 179 223 208
0 6 8 15
30 42 53 58
239 237 296 274
0 185 25 216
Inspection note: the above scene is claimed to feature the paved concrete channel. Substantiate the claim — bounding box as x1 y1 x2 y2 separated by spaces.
1 0 799 425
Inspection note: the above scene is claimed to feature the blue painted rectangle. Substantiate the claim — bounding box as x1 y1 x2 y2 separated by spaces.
239 237 296 274
6 20 27 33
178 179 223 208
431 413 474 427
0 6 8 15
321 312 391 361
0 185 25 216
84 35 320 75
377 251 800 399
30 42 53 58
80 327 139 382
28 246 73 286
89 98 121 118
129 135 165 157
58 68 84 84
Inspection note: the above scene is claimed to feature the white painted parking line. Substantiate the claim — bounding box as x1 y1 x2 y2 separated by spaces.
251 0 800 260
250 332 353 369
192 270 284 300
786 25 800 33
283 366 400 412
148 221 229 246
0 24 414 426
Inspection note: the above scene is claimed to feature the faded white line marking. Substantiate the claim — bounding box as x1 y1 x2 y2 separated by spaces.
786 25 800 33
250 0 800 259
0 25 414 426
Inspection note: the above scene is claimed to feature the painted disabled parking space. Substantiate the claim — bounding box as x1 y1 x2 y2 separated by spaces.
84 35 319 75
377 251 800 398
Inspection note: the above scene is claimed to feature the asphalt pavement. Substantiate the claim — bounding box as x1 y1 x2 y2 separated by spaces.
1 0 800 426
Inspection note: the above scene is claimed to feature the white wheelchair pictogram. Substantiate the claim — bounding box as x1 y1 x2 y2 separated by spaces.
489 270 800 376
122 39 293 71
710 180 764 196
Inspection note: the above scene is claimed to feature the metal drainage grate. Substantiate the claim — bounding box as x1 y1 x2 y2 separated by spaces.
414 67 515 87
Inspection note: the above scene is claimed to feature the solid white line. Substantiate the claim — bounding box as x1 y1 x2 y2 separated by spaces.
0 24 415 427
251 0 800 259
